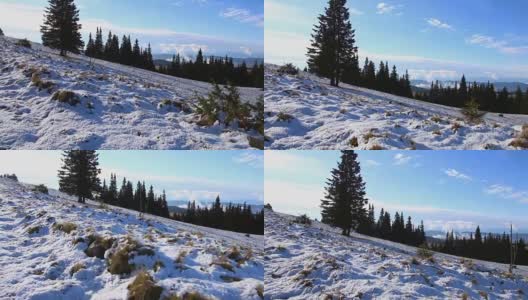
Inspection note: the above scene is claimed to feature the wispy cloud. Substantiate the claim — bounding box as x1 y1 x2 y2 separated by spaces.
220 7 264 27
233 152 263 168
365 159 381 167
467 34 528 55
426 18 453 30
376 2 402 15
444 168 472 181
484 184 528 204
393 153 411 165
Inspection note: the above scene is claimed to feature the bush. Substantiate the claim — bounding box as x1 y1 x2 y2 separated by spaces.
53 222 77 234
127 271 163 300
462 97 485 122
278 63 299 75
16 38 31 48
32 184 49 194
52 90 80 106
416 245 434 260
294 214 312 225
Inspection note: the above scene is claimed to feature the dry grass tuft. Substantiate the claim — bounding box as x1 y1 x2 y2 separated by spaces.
27 226 41 235
349 136 359 148
127 270 163 300
53 222 77 234
69 263 85 276
52 90 79 106
369 144 384 150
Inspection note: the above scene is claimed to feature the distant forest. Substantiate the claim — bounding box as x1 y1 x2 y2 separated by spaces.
172 196 264 235
431 226 528 266
305 0 528 115
85 28 263 88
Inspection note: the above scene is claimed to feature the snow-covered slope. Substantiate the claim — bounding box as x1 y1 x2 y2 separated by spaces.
0 178 263 300
0 37 263 149
265 209 528 299
264 65 528 150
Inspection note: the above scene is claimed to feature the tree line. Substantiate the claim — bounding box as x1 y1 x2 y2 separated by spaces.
306 0 528 115
414 76 528 115
357 204 426 247
430 226 528 266
38 0 263 88
99 173 170 218
85 28 155 71
1 174 18 181
158 50 264 88
320 150 425 248
172 196 264 235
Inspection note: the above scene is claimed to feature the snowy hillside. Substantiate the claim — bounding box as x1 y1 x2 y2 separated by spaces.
0 178 263 300
264 65 528 150
0 36 263 150
265 209 528 299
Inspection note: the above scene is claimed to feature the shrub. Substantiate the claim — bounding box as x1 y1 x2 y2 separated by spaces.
27 226 41 235
32 184 49 194
53 222 77 234
294 214 312 226
416 245 434 260
256 284 264 299
349 137 359 148
127 271 163 300
16 38 31 48
462 97 485 122
277 63 299 75
247 135 264 150
69 263 85 276
277 112 294 122
52 90 80 106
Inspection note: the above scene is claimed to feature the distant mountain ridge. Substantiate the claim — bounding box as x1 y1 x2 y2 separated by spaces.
153 54 263 67
412 79 528 92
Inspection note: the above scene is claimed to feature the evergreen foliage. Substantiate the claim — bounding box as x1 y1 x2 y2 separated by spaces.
430 226 528 266
307 0 358 87
321 150 367 236
40 0 84 56
172 196 264 235
99 173 170 218
0 28 4 36
58 150 101 203
1 174 18 181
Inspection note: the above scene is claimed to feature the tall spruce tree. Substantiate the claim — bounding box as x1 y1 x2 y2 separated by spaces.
40 0 84 56
307 0 358 87
58 150 100 203
321 150 367 236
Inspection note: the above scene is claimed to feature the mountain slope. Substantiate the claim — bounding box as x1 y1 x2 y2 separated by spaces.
0 178 263 300
265 209 528 299
0 37 263 150
265 65 528 150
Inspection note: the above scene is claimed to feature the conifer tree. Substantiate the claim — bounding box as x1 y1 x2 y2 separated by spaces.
40 0 84 56
321 150 367 236
85 33 95 56
307 0 358 87
58 150 100 203
94 27 104 58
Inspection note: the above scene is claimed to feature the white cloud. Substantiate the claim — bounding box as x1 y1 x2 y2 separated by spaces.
444 168 472 181
220 8 263 27
265 180 324 219
158 43 208 55
233 152 263 168
393 153 411 165
265 151 325 174
426 18 453 30
240 46 252 56
376 2 402 15
408 69 458 82
467 34 528 55
0 151 62 189
364 159 381 167
484 184 528 204
424 220 477 233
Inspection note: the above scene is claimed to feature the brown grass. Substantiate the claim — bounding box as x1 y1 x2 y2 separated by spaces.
52 90 79 106
127 271 163 300
27 226 41 235
53 222 77 234
210 255 234 272
369 144 384 150
349 136 359 148
69 263 85 276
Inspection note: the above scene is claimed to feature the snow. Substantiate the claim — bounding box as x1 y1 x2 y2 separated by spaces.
265 209 528 299
0 37 263 150
0 178 263 300
264 65 528 150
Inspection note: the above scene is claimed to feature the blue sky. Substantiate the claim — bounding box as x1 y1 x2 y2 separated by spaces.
265 151 528 234
265 0 528 82
0 150 263 205
0 0 263 58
